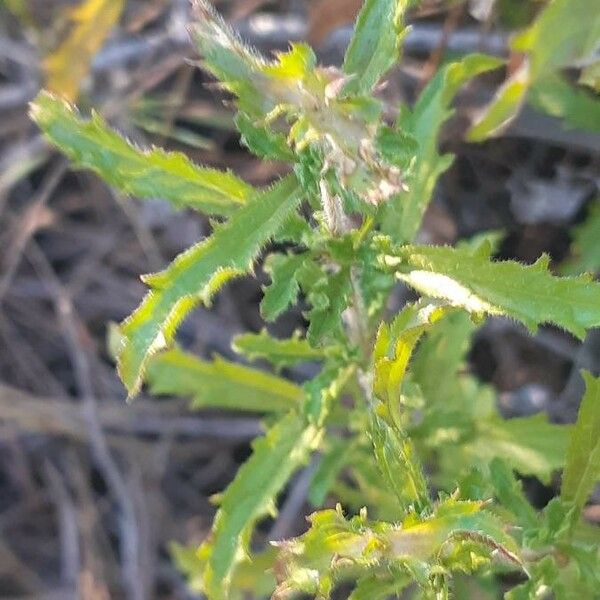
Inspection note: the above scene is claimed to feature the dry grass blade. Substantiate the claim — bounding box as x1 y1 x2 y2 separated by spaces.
44 0 125 101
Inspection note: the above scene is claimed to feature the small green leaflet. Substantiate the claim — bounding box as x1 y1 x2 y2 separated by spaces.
202 411 322 600
379 242 600 339
232 330 328 370
561 371 600 520
489 459 538 530
308 439 354 506
30 91 252 216
382 54 503 242
261 252 306 321
348 573 410 600
235 113 294 162
561 200 600 276
370 411 429 512
118 176 302 396
374 302 450 408
342 0 409 94
171 543 276 600
468 0 600 140
306 267 352 345
145 348 303 412
191 0 316 119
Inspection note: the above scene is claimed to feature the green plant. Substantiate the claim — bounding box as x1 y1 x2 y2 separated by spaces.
30 0 600 598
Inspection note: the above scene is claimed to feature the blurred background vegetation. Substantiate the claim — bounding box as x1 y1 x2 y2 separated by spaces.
0 0 598 598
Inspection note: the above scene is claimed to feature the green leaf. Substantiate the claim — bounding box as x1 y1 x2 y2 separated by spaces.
233 330 328 370
370 411 429 512
468 0 600 140
308 439 354 506
261 252 306 321
489 458 538 530
529 75 600 133
384 54 503 241
561 200 600 276
191 1 316 119
349 573 411 600
145 348 303 412
379 242 600 339
511 0 600 77
30 91 252 216
235 113 294 162
342 0 409 94
274 499 521 597
374 302 451 410
118 175 302 395
172 543 276 600
411 311 477 406
203 411 322 599
467 414 570 484
467 66 529 141
580 60 600 92
561 371 600 519
306 267 352 345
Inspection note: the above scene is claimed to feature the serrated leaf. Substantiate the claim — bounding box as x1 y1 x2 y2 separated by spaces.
374 302 451 408
118 176 302 396
383 54 503 242
561 371 600 520
375 125 418 170
275 499 521 596
306 267 352 345
30 91 252 216
342 0 409 94
191 1 315 119
468 0 600 140
145 348 303 412
44 0 124 101
261 253 306 321
203 411 322 599
379 242 600 339
233 330 328 370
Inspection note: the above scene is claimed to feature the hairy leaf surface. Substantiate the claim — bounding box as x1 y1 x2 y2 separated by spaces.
274 499 520 596
380 242 600 339
31 92 252 216
203 411 322 599
370 412 429 512
118 176 302 395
